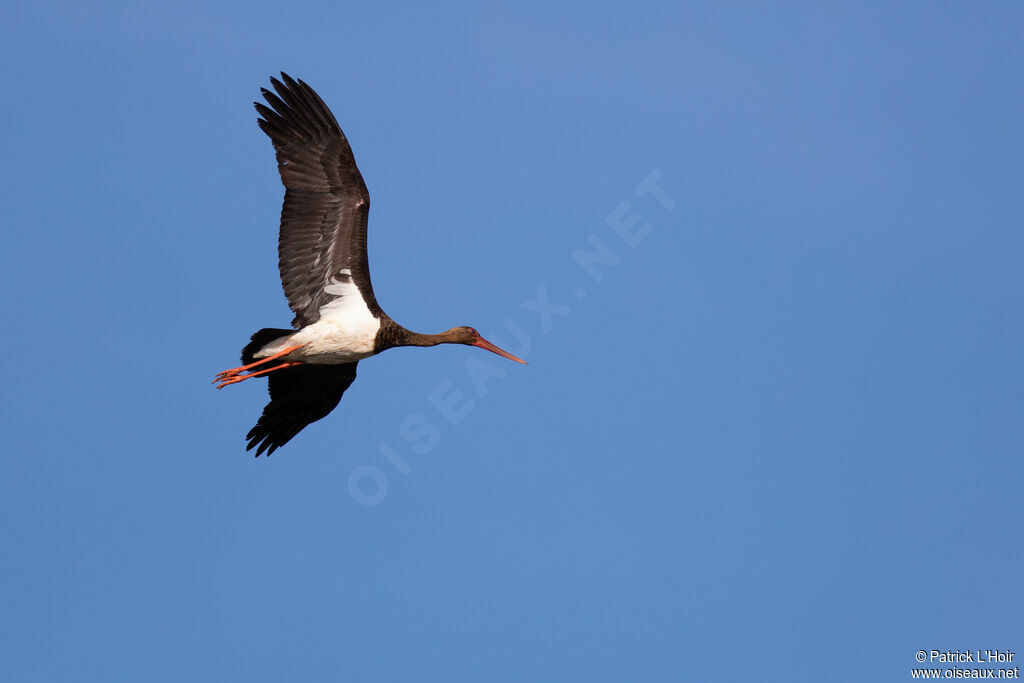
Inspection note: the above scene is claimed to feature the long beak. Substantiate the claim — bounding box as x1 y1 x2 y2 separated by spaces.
473 336 528 364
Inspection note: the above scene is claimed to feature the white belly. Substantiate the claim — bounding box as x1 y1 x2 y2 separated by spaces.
291 318 380 363
256 319 380 364
256 270 381 364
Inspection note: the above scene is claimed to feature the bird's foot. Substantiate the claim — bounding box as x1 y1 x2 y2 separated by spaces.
213 344 305 387
214 361 303 389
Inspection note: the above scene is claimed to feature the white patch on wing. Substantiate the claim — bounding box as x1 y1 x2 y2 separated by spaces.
256 270 380 364
319 271 372 324
307 272 380 361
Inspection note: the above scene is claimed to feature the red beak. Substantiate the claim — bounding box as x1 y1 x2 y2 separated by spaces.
473 336 528 364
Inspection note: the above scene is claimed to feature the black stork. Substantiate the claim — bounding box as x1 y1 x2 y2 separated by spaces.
215 73 526 456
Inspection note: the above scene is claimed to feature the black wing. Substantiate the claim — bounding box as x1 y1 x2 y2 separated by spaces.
255 73 380 328
245 363 359 457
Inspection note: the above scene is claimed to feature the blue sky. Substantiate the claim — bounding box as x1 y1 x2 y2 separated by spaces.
2 2 1022 681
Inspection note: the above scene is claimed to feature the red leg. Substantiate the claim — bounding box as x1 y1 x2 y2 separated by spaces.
215 361 302 389
213 344 305 383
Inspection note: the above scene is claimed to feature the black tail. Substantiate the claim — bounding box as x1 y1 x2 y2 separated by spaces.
241 328 295 365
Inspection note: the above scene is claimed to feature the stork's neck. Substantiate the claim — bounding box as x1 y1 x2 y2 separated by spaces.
400 331 450 347
374 317 454 351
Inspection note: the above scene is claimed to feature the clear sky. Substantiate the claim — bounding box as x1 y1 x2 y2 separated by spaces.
2 2 1022 681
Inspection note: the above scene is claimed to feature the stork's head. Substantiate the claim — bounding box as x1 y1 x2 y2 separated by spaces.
444 326 527 364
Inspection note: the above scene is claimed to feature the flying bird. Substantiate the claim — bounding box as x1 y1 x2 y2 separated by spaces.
215 73 526 456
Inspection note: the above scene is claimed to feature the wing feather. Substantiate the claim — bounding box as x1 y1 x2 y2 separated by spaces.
245 363 359 456
256 73 380 328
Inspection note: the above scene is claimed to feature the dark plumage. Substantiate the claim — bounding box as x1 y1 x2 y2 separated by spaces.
245 362 358 457
215 74 526 457
254 73 380 328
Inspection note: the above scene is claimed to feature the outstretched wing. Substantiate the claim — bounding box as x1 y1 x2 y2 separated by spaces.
245 363 359 457
255 73 380 328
